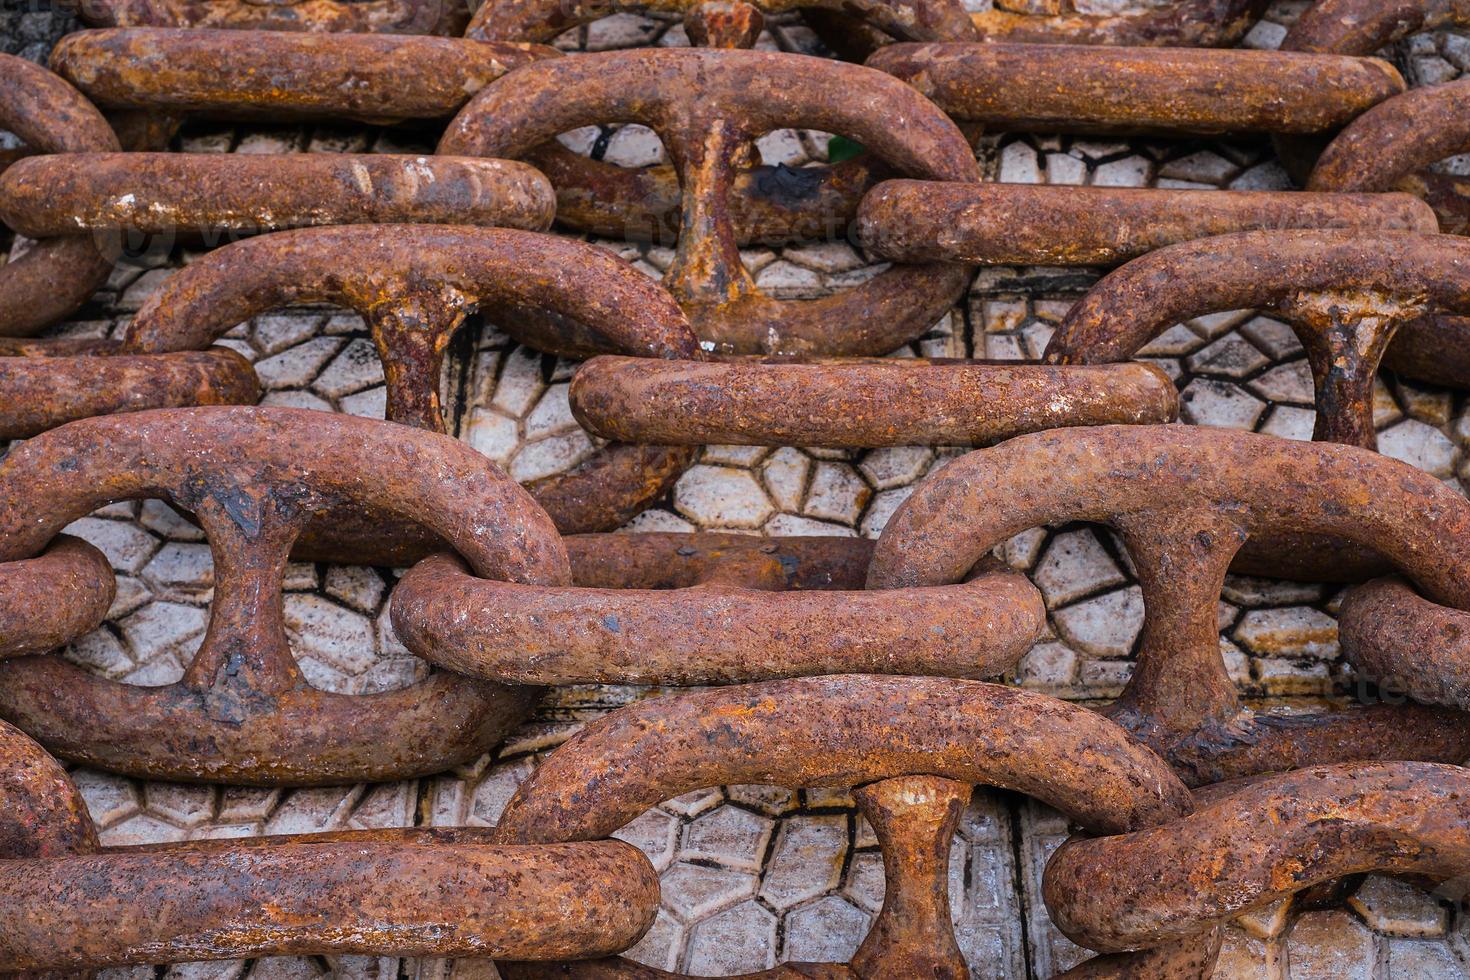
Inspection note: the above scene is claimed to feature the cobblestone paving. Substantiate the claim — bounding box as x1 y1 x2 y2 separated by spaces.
7 0 1470 976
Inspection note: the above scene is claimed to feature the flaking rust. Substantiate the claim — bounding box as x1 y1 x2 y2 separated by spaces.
389 533 1045 685
868 425 1470 785
964 0 1267 46
1044 229 1470 580
439 48 981 356
866 42 1403 137
0 53 118 338
118 225 704 538
0 348 259 439
1341 576 1470 713
69 0 469 34
490 674 1205 978
0 721 660 971
0 536 114 661
0 407 570 785
0 153 555 238
49 28 557 123
856 180 1436 267
1308 81 1470 388
567 356 1178 448
1045 762 1470 953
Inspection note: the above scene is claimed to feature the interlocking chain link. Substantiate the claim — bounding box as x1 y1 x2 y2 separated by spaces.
5 0 1470 975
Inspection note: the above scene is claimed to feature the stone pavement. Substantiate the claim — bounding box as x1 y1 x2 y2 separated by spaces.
5 0 1470 975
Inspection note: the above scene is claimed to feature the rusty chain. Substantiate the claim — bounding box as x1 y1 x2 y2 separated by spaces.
7 0 1470 974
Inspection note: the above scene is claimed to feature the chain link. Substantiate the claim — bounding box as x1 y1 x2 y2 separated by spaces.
5 2 1470 975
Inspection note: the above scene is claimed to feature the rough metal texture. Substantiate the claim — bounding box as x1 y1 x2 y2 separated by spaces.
10 1 1470 973
1310 79 1470 232
1045 230 1470 452
48 28 557 123
966 0 1268 47
868 424 1470 785
1340 575 1470 712
0 347 259 439
0 720 659 972
0 536 114 661
0 406 570 785
857 179 1437 266
568 356 1178 448
0 153 555 237
0 51 118 337
866 42 1404 136
465 0 974 46
1307 80 1470 390
463 0 972 250
1283 0 1470 57
439 48 980 356
389 533 1045 685
1275 0 1470 196
68 0 469 34
489 675 1197 977
46 26 882 250
119 225 703 538
1045 762 1470 953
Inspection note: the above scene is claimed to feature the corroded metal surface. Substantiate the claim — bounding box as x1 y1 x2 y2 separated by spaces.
0 536 114 661
465 0 975 46
1309 79 1470 233
965 0 1267 46
70 0 468 34
0 721 658 972
1340 576 1470 712
48 27 881 250
1282 0 1470 56
568 356 1177 448
0 51 118 338
0 406 570 785
0 347 258 439
868 424 1470 784
390 534 1045 685
49 28 556 123
1307 81 1470 389
1045 762 1470 952
119 225 702 536
857 180 1436 266
1045 230 1470 451
2 834 657 970
1275 0 1470 183
490 675 1198 977
866 42 1404 136
0 153 555 237
440 48 980 356
530 146 884 248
